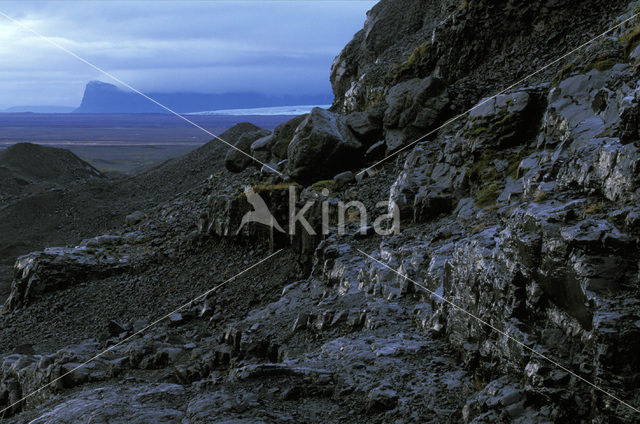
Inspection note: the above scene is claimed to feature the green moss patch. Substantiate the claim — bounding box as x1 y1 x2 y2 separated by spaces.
386 42 434 86
471 126 489 136
467 112 517 142
552 63 579 86
590 59 617 71
309 179 335 192
621 24 640 58
533 191 547 203
471 147 540 207
476 183 501 207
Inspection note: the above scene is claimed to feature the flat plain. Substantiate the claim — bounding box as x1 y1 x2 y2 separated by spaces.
0 113 295 173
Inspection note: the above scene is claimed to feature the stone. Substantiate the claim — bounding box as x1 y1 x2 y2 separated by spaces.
132 319 148 332
367 386 398 412
125 211 145 225
463 90 543 152
383 77 449 151
287 108 363 183
334 171 355 190
3 244 137 312
270 115 307 161
199 301 214 318
250 134 274 163
60 362 91 388
28 384 186 423
168 313 184 326
108 320 129 337
345 104 384 143
364 140 386 161
224 129 271 173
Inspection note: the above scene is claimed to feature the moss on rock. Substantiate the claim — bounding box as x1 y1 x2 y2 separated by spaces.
475 183 500 207
309 179 335 192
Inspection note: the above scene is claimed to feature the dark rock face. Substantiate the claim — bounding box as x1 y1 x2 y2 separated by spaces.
330 0 451 112
330 0 627 113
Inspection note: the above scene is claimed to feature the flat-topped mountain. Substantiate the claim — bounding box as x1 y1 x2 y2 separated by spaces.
74 81 333 114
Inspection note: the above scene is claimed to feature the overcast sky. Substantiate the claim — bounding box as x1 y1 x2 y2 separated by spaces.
0 1 377 109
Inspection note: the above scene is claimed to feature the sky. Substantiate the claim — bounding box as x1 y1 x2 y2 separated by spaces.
0 1 377 109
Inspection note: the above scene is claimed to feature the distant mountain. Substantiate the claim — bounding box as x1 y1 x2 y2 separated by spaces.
3 106 75 113
74 81 333 114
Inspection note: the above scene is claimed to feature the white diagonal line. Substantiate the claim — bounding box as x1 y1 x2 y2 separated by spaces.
0 249 284 419
356 248 640 415
358 11 640 176
0 10 283 177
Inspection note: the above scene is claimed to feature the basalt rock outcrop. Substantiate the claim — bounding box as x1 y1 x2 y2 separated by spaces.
3 233 148 312
330 0 627 114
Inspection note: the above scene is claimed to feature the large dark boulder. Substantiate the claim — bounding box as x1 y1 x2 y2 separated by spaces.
345 104 385 145
383 77 450 151
286 108 363 183
461 90 545 153
249 115 307 163
271 115 307 161
224 129 271 173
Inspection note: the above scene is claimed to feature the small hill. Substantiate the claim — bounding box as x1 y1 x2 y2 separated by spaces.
0 143 101 185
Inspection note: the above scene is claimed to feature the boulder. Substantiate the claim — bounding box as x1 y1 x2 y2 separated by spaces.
27 383 186 423
365 140 386 161
224 129 271 173
345 104 384 144
334 171 356 190
271 115 307 161
287 108 363 183
463 90 543 152
366 386 398 412
108 320 130 337
3 242 140 312
389 142 466 223
125 211 145 225
249 134 273 163
383 77 450 151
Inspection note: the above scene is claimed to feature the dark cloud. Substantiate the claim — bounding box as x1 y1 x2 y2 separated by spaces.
0 1 377 108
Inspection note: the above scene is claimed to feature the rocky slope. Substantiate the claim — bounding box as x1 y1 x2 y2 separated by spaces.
3 0 640 422
0 125 262 310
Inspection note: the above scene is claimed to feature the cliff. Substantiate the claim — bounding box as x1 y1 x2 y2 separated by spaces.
330 0 626 113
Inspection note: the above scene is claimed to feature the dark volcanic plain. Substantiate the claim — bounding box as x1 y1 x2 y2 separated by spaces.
0 113 295 173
